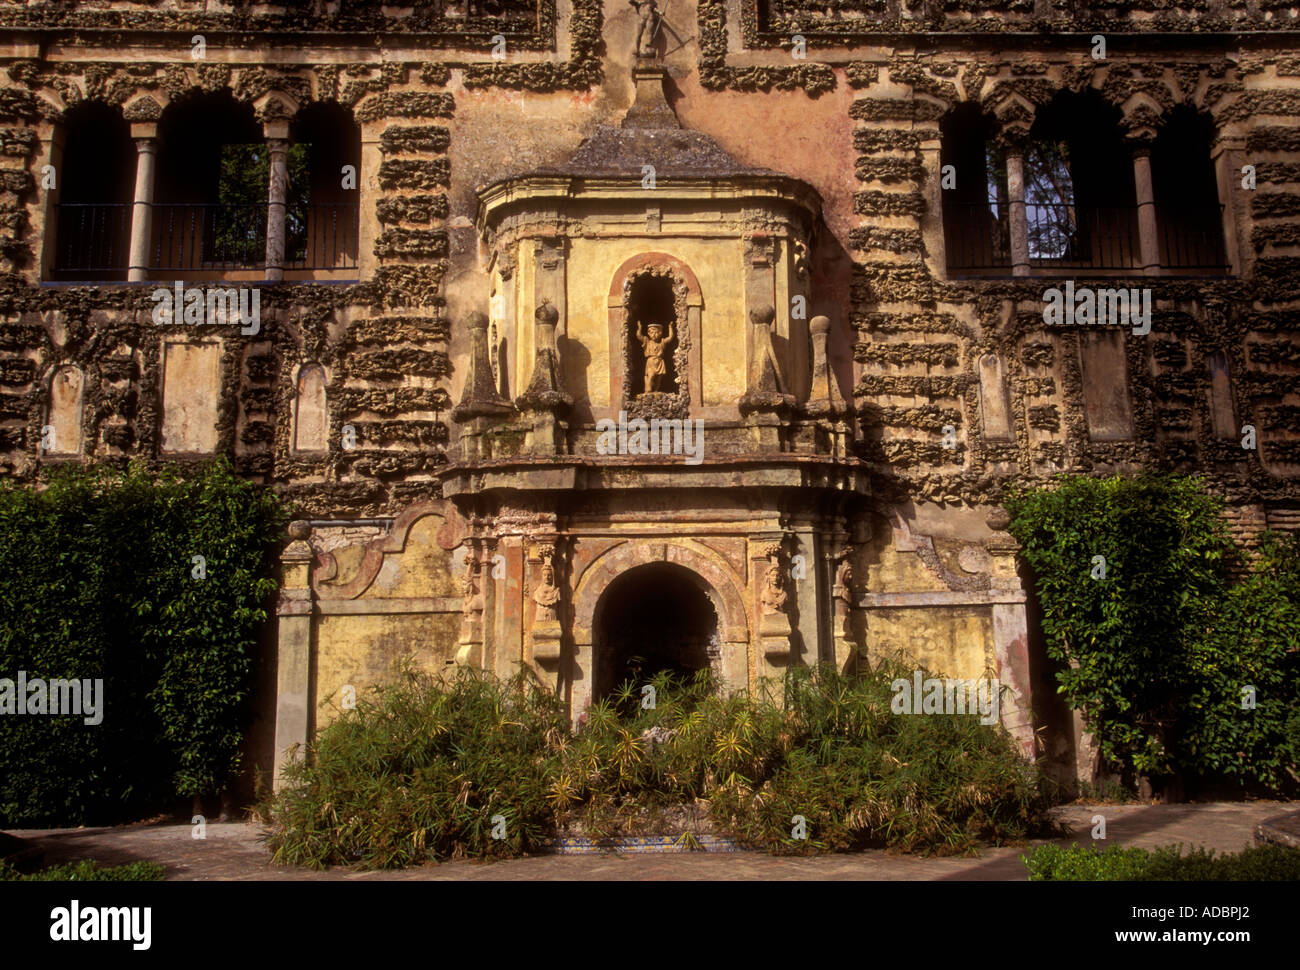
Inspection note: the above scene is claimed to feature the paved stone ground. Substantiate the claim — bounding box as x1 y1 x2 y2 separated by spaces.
8 801 1296 881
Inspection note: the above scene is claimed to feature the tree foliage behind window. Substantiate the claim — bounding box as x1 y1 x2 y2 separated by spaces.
215 143 310 264
1024 141 1077 260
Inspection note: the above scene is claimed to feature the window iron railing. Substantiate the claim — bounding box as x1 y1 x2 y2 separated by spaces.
285 202 359 271
944 202 1228 275
149 203 266 272
52 203 131 275
53 201 361 277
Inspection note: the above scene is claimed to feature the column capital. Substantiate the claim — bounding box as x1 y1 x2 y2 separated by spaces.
130 122 158 142
263 119 291 141
993 123 1032 155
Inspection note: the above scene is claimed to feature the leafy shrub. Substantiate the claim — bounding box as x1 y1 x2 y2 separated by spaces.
1005 473 1300 792
1023 842 1300 881
1184 533 1300 790
268 667 568 869
0 460 286 826
267 662 1055 869
0 859 165 881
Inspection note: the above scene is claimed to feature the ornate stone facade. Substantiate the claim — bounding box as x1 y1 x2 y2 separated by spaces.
0 1 1296 794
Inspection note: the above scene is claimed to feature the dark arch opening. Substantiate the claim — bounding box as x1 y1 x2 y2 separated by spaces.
289 102 361 270
593 562 717 698
1026 90 1137 268
155 90 264 270
940 102 1008 274
1152 106 1227 270
53 102 134 280
627 274 678 398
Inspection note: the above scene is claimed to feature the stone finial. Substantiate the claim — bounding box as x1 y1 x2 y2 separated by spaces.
739 304 795 417
452 311 514 423
805 314 845 417
515 301 573 414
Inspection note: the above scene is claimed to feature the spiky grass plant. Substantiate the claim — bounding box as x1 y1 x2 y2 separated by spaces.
265 661 1056 869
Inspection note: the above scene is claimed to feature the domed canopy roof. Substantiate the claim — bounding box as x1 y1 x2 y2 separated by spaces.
477 63 818 205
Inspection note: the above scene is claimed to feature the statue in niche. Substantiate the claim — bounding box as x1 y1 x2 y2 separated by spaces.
460 556 478 615
834 558 853 604
629 0 663 57
760 561 788 615
636 318 675 395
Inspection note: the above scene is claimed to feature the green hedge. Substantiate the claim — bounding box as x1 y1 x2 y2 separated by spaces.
1023 842 1300 881
1005 473 1300 791
0 460 286 826
0 859 165 881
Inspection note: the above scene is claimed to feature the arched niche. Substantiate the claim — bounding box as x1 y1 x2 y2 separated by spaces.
606 252 703 418
1206 350 1237 439
293 362 328 453
978 352 1013 440
45 365 84 455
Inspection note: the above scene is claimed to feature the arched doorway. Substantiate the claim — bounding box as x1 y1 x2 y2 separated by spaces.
593 562 719 698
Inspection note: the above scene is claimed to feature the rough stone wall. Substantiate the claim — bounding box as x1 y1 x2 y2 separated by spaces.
0 1 1294 520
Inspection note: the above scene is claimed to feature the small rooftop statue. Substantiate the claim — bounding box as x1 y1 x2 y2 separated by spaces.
629 0 663 58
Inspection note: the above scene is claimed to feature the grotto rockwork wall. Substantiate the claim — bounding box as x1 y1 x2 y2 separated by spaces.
0 1 1296 792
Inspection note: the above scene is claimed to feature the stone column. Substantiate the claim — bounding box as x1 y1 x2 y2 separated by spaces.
127 123 157 283
273 521 315 790
1005 148 1030 277
264 121 290 282
1132 146 1161 275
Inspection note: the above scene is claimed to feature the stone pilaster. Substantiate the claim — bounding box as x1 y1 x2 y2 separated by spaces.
529 539 564 665
273 520 315 791
985 509 1035 758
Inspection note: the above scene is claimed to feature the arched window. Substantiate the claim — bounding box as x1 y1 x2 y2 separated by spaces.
51 103 134 280
154 91 264 271
287 103 361 274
